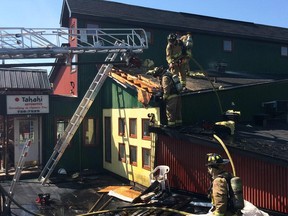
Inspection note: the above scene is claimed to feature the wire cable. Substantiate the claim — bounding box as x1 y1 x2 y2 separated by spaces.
191 57 223 114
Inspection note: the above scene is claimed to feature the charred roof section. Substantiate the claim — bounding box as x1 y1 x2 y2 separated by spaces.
62 0 288 43
109 69 161 106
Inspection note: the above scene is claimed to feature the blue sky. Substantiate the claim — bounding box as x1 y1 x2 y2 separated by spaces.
0 0 287 28
0 0 287 72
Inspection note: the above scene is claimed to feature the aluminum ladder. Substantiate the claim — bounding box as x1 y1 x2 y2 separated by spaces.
0 28 147 59
4 139 31 208
38 52 119 185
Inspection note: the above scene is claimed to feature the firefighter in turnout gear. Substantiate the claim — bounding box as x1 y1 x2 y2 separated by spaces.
147 66 182 127
206 153 243 216
166 33 187 90
179 33 193 87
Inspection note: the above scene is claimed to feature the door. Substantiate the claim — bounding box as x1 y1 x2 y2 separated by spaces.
14 117 40 166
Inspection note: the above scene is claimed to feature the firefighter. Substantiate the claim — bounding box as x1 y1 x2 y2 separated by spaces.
206 153 242 216
147 66 182 127
179 33 193 88
166 33 187 90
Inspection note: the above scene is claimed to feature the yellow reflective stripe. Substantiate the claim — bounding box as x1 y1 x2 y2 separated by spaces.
213 212 224 216
180 80 186 85
167 94 178 100
168 121 176 126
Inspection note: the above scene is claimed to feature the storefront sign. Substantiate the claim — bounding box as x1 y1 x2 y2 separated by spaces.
7 95 49 114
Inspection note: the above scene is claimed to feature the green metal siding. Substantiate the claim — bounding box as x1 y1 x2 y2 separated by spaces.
42 95 103 173
101 79 144 109
77 19 288 75
191 34 288 74
182 80 288 124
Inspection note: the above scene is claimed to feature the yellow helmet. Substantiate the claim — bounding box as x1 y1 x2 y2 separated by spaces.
206 153 229 166
167 33 177 43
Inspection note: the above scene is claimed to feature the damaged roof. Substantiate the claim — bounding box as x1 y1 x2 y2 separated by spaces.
109 67 283 104
109 69 161 106
0 68 51 92
62 0 288 43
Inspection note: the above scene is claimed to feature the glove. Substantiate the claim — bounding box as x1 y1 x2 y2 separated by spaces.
146 69 155 75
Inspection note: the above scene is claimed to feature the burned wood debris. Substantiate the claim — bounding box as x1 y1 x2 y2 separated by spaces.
77 181 210 216
0 173 210 216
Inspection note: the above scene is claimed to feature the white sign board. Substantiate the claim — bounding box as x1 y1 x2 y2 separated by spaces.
7 95 49 115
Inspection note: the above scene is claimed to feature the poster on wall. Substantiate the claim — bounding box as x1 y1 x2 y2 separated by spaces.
7 95 49 115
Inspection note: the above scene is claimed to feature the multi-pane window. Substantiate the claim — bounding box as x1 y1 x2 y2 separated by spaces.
83 118 95 146
142 148 151 170
56 118 69 143
118 143 126 162
129 145 137 166
71 54 78 73
281 46 288 56
223 40 232 52
142 118 150 140
129 118 137 138
118 118 125 136
104 117 112 163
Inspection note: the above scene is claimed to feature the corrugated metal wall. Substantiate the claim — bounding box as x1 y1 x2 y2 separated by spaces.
156 134 288 214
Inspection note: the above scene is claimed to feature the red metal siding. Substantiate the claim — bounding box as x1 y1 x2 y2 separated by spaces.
52 17 78 96
156 134 288 214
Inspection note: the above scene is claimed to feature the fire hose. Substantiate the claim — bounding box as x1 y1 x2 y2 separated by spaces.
0 183 44 216
213 134 236 176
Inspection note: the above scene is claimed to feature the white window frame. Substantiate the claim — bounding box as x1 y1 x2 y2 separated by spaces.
281 46 288 56
223 40 232 52
71 54 78 73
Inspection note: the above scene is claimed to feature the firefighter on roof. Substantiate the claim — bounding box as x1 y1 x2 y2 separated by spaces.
206 153 243 216
166 33 192 91
147 66 182 127
179 32 193 85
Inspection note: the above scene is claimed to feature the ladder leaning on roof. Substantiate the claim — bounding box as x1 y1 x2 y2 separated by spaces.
38 52 118 185
34 29 148 185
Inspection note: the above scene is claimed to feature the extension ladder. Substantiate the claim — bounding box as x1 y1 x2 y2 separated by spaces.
5 139 32 207
0 28 147 59
38 52 119 185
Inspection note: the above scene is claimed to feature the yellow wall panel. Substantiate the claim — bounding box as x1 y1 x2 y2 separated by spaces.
103 107 159 187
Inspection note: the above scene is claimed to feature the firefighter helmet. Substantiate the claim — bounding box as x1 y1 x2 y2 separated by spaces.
206 153 229 166
167 33 177 43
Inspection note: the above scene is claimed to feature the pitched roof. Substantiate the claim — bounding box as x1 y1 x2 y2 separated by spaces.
109 69 161 106
62 0 288 43
0 68 51 91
